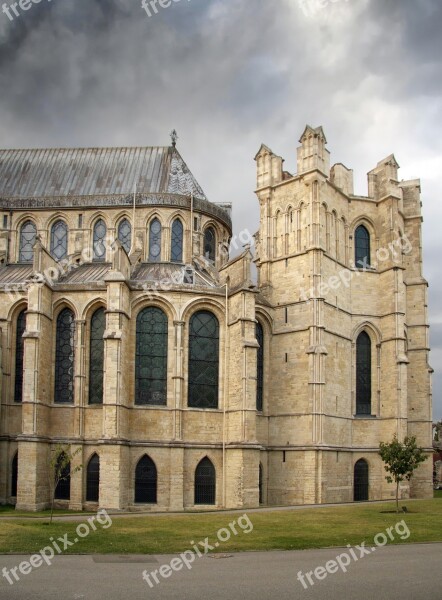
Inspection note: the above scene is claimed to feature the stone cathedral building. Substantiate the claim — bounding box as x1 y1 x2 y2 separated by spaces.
0 126 433 511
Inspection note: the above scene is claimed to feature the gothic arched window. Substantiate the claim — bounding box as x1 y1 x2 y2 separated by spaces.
256 322 264 412
149 218 162 262
54 308 75 404
89 308 105 405
14 309 26 404
204 227 216 263
50 220 68 261
54 452 71 500
118 219 132 254
356 331 372 415
11 453 18 497
93 219 107 261
19 221 37 263
355 225 370 268
188 311 219 409
135 307 168 406
171 218 183 263
86 454 100 502
135 455 157 503
354 459 369 501
195 457 216 505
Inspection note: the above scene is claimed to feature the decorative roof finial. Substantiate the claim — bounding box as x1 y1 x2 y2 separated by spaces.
170 129 178 147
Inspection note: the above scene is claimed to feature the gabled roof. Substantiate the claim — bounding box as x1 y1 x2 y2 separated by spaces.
377 154 400 169
299 125 327 144
0 145 207 201
254 143 274 160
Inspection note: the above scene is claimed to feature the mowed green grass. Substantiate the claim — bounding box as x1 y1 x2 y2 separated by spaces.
0 498 441 555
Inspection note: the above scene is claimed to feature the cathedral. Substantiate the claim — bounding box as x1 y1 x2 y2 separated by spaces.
0 125 433 511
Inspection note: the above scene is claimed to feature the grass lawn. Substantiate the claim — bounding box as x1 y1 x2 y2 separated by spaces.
0 498 441 555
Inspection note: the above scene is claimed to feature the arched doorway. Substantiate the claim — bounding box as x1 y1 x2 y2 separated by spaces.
354 459 369 501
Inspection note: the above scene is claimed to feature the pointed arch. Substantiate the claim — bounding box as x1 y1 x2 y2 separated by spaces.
171 218 184 263
354 459 369 501
54 308 75 404
188 311 219 409
89 308 105 405
149 218 162 262
355 224 370 268
93 218 107 261
117 218 132 254
86 454 100 502
11 452 18 497
356 331 372 415
135 455 157 503
14 309 26 403
203 226 216 263
19 220 37 263
50 220 68 261
194 457 216 505
256 321 264 411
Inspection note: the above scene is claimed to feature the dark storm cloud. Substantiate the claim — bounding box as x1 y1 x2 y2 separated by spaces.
0 0 440 415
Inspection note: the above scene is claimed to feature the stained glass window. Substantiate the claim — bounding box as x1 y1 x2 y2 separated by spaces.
204 227 216 263
118 219 132 254
149 218 162 262
11 453 18 497
19 221 37 263
195 457 215 505
135 307 168 406
355 225 370 268
170 218 183 262
89 308 105 405
54 308 75 404
54 453 71 500
93 219 107 261
188 311 219 409
256 322 264 411
50 220 68 261
135 455 157 503
86 454 100 502
14 309 26 403
356 331 371 415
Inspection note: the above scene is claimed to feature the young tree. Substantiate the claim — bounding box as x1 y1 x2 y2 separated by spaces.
48 444 82 524
379 435 428 513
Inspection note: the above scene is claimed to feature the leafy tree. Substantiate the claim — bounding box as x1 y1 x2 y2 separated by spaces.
48 444 82 523
379 435 428 513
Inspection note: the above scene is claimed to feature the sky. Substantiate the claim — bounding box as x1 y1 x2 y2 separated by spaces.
0 0 441 419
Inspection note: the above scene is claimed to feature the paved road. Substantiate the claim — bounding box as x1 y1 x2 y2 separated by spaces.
0 543 439 600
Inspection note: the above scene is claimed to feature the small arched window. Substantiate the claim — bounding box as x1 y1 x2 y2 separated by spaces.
11 453 18 497
188 311 219 409
204 227 216 263
14 309 26 404
50 220 68 261
19 221 37 263
54 453 71 500
86 454 100 502
171 219 183 263
93 219 107 261
118 219 132 254
355 225 370 268
54 308 75 404
135 307 168 406
356 331 372 415
256 322 264 411
135 455 157 504
89 308 105 405
354 459 369 501
149 218 162 262
195 457 216 505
